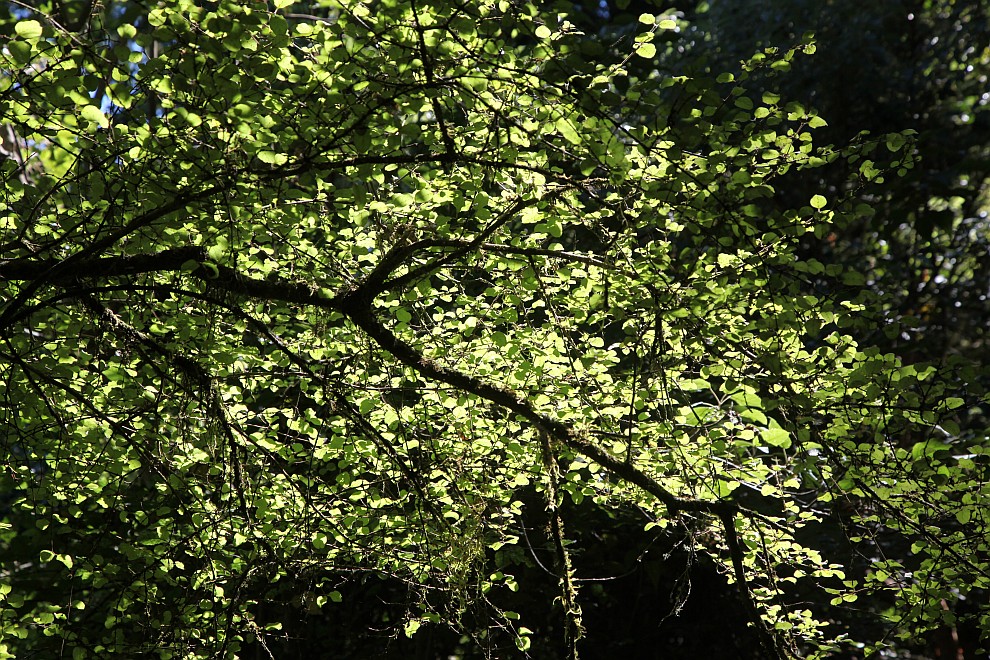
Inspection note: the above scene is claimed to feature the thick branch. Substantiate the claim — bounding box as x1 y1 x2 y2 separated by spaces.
2 246 734 521
0 178 228 332
0 245 781 655
0 246 345 316
0 246 205 282
342 303 734 517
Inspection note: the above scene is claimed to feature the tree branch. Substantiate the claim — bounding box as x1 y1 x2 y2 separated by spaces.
1 247 737 522
0 246 783 656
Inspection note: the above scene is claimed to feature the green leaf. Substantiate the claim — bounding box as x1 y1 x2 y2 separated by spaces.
555 117 581 145
760 428 792 448
810 194 827 209
885 133 907 152
911 440 952 460
7 40 32 65
257 150 288 166
81 105 109 129
207 237 228 261
14 20 44 40
635 42 657 59
842 271 866 285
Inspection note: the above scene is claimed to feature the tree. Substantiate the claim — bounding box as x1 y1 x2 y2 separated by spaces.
1 1 988 658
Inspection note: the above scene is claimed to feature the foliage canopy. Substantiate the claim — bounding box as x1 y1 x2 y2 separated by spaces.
1 0 988 657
